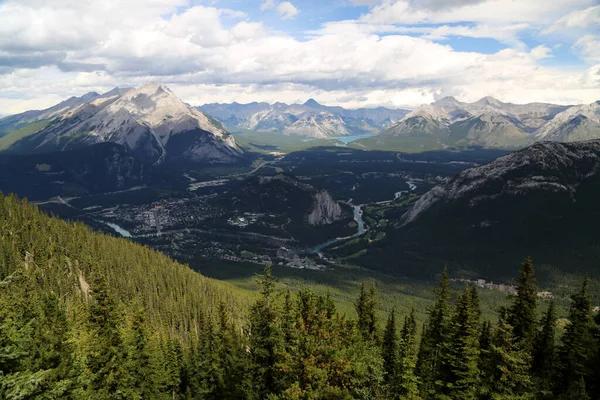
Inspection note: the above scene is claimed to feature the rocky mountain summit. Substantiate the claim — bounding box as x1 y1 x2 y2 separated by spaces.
1 83 242 165
358 96 599 151
371 96 574 149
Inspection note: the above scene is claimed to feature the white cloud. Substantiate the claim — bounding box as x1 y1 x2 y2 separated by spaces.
276 2 299 20
422 23 529 45
363 0 594 25
260 0 277 11
544 5 600 33
574 35 600 62
0 0 599 115
530 45 553 60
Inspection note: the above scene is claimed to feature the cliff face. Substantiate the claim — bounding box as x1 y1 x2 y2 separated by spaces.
308 190 343 226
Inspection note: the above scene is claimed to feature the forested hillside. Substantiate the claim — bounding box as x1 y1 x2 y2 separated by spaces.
1 192 599 399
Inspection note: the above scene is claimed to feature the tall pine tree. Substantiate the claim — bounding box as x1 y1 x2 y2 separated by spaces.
507 258 538 350
382 309 398 385
437 285 480 400
556 276 594 399
248 266 283 399
355 282 377 342
416 266 451 397
486 313 534 400
532 300 557 397
397 309 420 399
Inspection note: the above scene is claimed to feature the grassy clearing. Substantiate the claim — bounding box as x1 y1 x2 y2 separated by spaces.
0 119 51 150
191 258 521 329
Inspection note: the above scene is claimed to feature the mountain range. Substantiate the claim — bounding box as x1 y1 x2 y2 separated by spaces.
0 83 242 165
355 96 600 151
358 139 600 281
199 100 410 139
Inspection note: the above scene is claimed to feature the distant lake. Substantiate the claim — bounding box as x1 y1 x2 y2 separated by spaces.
332 135 373 144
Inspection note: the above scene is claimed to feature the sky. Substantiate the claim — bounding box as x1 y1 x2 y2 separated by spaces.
0 0 599 114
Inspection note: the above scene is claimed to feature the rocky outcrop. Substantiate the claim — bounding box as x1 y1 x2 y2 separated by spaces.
308 190 343 226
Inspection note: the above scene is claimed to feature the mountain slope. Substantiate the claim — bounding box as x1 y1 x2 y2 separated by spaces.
0 91 103 138
0 143 167 201
2 83 242 165
358 140 600 281
199 100 409 138
534 101 600 142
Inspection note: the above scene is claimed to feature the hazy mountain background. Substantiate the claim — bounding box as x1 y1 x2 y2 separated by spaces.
199 100 410 138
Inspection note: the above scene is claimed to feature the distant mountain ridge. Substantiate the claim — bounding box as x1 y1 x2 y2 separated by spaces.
0 83 242 165
358 139 600 280
199 100 409 139
355 96 599 151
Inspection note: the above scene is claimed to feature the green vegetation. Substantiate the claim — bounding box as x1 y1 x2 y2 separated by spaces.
0 119 51 150
232 129 345 153
351 134 447 152
1 191 599 398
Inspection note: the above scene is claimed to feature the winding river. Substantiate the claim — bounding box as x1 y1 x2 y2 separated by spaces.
307 180 417 254
105 222 132 238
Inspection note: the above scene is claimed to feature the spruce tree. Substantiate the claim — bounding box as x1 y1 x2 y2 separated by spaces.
437 285 480 400
397 309 420 399
556 276 594 398
507 258 538 349
355 282 377 342
416 266 451 397
123 307 160 399
81 276 127 399
532 300 557 396
382 309 398 385
487 313 534 400
248 266 282 398
212 302 246 400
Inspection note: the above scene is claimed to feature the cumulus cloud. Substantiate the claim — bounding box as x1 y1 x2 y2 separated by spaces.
574 35 600 62
530 45 553 60
260 0 277 11
0 0 598 114
544 5 600 33
362 0 593 24
276 2 299 20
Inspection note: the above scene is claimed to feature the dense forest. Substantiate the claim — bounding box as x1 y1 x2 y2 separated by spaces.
1 192 599 399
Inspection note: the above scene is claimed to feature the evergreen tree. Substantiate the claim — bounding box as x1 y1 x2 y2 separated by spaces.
507 258 538 349
532 300 557 396
159 338 183 400
556 276 594 398
123 306 160 399
416 266 451 397
248 266 283 398
214 302 246 400
397 309 420 399
355 282 377 342
81 276 127 399
382 309 398 385
487 313 534 400
477 320 493 398
437 285 480 400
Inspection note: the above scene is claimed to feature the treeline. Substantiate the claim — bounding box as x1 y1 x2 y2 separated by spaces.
1 191 600 398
